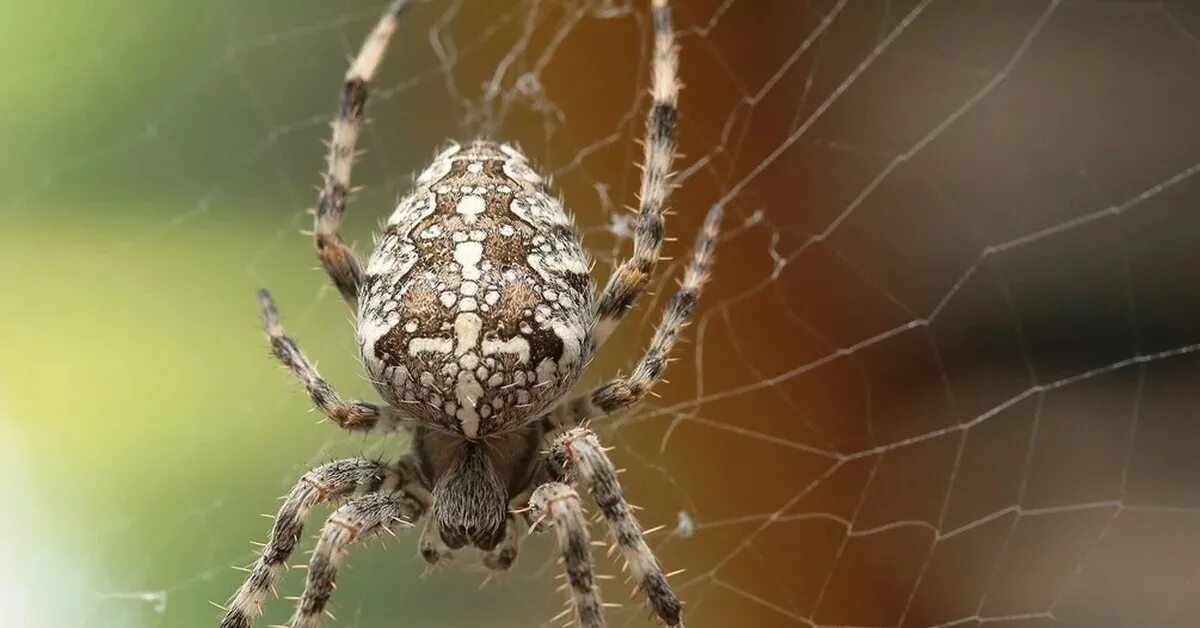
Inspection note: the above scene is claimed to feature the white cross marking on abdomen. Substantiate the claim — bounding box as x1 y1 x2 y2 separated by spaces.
452 313 484 438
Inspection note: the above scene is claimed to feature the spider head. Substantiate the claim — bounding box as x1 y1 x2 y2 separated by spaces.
430 439 508 550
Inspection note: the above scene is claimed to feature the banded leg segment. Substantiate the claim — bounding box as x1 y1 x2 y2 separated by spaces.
550 428 682 626
220 458 417 628
259 289 413 433
314 0 412 309
593 0 681 347
530 482 605 628
289 492 423 628
546 205 721 431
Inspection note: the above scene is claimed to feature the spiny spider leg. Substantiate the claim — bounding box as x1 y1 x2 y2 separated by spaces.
549 428 683 626
529 482 606 628
546 204 721 432
289 492 423 628
314 0 412 309
593 0 680 348
258 289 414 434
220 458 425 628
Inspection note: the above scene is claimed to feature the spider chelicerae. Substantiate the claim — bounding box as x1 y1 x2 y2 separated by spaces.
220 1 719 627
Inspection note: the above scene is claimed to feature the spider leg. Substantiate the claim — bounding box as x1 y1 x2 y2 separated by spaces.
546 204 720 432
529 482 606 628
314 0 412 310
258 289 415 433
593 0 681 348
288 492 424 628
549 428 683 626
220 458 425 628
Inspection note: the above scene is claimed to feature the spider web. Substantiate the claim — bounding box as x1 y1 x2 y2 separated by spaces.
6 0 1200 627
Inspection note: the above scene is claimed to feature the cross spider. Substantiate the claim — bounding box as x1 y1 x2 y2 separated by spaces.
220 1 718 627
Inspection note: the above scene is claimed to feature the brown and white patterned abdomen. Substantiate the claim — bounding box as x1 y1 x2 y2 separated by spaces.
357 141 594 438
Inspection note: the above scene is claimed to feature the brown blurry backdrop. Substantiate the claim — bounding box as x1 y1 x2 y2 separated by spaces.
3 1 1200 627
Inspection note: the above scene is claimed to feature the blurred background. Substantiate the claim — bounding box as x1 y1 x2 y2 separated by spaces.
4 0 1200 626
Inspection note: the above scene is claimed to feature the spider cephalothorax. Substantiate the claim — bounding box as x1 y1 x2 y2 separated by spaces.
221 2 716 627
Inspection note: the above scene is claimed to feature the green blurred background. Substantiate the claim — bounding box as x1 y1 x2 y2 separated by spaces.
5 1 1200 627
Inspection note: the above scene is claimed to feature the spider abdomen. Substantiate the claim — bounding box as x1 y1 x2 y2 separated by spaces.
357 141 595 438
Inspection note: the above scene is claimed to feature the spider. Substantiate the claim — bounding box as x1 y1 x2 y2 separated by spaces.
220 1 719 626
